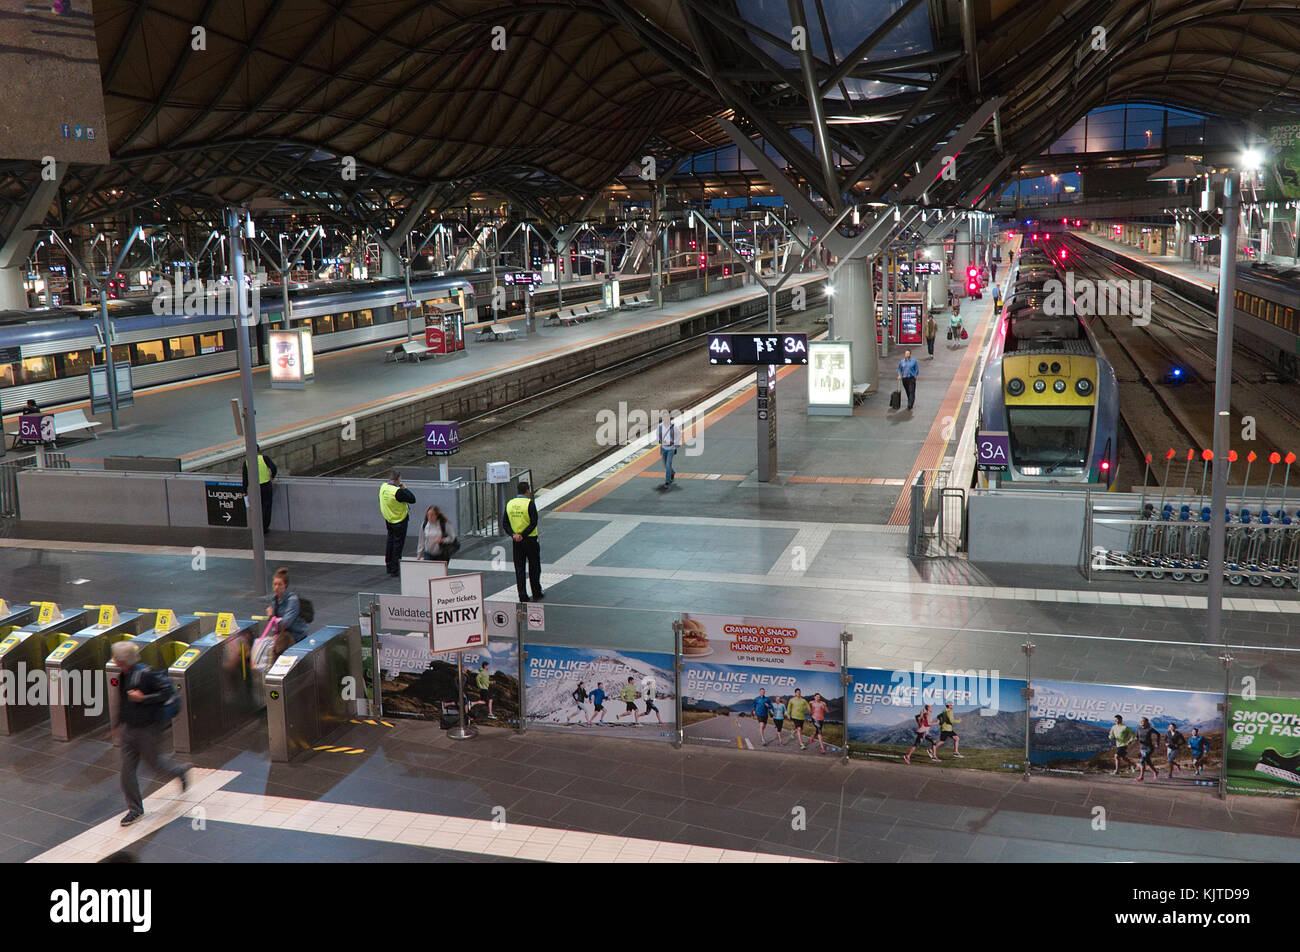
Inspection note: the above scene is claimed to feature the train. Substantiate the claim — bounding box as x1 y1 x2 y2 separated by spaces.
1233 263 1300 381
978 242 1121 487
0 265 681 412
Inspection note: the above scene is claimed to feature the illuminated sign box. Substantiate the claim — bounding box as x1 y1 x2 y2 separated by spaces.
268 328 315 390
807 341 853 417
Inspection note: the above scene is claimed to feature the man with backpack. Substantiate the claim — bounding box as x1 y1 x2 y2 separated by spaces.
111 641 190 826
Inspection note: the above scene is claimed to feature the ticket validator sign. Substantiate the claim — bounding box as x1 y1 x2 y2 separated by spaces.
428 573 485 654
807 341 853 417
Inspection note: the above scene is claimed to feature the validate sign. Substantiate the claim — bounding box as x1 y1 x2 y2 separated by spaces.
428 573 485 654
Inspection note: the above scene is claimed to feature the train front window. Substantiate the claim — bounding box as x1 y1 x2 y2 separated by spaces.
1008 407 1093 474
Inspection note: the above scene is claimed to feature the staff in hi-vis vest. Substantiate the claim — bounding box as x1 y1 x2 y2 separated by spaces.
379 470 417 576
241 445 278 533
501 480 543 602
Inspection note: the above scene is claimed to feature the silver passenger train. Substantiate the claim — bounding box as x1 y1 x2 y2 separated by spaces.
978 243 1121 487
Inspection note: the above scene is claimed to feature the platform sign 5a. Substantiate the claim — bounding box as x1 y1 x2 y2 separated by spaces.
428 573 485 654
205 481 248 527
18 414 54 443
977 431 1011 472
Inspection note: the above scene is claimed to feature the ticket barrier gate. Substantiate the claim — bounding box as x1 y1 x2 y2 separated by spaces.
0 608 92 735
168 616 263 753
266 625 361 762
0 602 37 637
47 610 157 741
105 613 215 746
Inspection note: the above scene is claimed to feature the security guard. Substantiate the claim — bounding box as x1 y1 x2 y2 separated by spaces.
379 470 416 576
241 445 278 533
502 480 543 602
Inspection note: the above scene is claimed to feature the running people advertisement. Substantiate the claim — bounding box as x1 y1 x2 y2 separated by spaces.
845 666 1026 770
377 635 519 725
523 644 676 741
1028 679 1222 780
1226 694 1300 796
680 613 843 755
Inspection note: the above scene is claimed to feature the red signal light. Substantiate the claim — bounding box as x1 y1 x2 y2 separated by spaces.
1059 249 1068 260
699 254 706 266
1100 460 1110 471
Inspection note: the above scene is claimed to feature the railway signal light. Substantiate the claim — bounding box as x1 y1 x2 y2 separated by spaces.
1270 452 1282 465
1287 453 1297 465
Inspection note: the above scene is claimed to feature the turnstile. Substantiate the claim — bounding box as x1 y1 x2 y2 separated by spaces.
0 601 36 637
47 610 156 740
266 625 361 762
106 613 215 746
0 607 92 735
168 615 263 753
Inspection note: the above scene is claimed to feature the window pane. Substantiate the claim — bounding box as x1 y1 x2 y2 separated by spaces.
167 336 196 358
61 350 92 377
21 355 55 384
134 340 165 364
198 332 224 354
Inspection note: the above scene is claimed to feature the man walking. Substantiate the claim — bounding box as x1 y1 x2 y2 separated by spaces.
241 444 278 534
112 641 190 826
502 480 543 602
897 349 919 411
379 471 416 577
657 411 681 488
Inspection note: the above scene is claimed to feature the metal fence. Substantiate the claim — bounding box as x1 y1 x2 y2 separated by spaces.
908 469 966 557
461 467 534 537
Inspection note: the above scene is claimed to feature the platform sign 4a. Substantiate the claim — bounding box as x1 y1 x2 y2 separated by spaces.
428 573 485 654
976 431 1011 472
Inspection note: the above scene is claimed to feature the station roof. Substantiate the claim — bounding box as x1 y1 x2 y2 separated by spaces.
20 0 1300 229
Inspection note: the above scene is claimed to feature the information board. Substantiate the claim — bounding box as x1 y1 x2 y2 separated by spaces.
708 333 808 365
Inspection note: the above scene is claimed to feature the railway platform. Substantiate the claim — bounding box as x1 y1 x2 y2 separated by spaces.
1072 230 1220 292
1 274 823 471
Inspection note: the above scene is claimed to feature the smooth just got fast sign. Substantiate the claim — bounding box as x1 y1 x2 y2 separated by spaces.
428 573 485 653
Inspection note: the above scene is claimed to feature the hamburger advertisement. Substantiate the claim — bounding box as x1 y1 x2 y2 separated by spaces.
680 613 845 756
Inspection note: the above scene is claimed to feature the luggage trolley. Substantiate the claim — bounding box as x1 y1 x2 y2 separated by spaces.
0 603 92 735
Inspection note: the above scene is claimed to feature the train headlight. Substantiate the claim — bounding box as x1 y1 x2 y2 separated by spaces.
1007 377 1025 396
1050 361 1061 374
1033 379 1047 393
1053 379 1067 393
1075 377 1094 396
1037 361 1049 374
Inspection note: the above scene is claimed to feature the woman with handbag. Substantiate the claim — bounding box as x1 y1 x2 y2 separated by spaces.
418 506 460 566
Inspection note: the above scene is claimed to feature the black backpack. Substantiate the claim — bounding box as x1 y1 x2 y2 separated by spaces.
131 665 180 723
297 597 314 625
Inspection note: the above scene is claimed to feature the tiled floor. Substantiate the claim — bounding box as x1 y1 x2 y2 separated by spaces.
11 716 1300 864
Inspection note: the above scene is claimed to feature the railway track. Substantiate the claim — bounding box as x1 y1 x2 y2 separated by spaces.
315 302 825 484
1057 236 1300 482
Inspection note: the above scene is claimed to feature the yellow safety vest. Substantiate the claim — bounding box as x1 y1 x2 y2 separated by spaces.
379 482 408 524
257 455 272 484
505 496 537 537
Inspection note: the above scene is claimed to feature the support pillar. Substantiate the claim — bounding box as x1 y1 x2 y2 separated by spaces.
838 256 876 389
926 244 948 310
0 267 27 310
954 222 972 295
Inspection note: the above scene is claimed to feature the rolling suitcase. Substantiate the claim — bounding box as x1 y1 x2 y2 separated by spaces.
889 389 901 410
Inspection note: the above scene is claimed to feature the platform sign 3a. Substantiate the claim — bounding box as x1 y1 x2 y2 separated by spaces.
977 431 1011 472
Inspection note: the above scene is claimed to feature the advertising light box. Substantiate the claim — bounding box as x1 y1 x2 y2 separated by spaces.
807 341 853 416
268 328 314 390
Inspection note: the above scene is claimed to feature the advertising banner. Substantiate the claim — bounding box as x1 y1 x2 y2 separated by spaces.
1265 123 1300 201
807 341 852 413
524 643 675 741
377 631 518 725
845 666 1026 770
1226 695 1300 796
681 613 843 754
1028 679 1222 778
